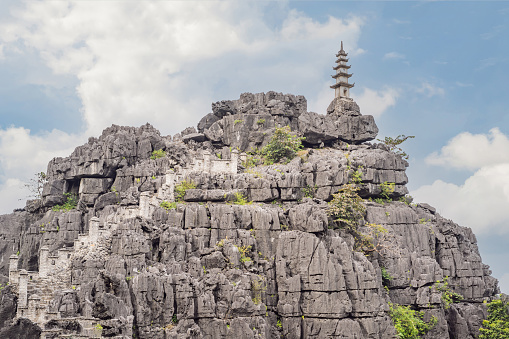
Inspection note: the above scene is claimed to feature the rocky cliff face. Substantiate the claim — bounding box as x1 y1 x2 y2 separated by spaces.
0 92 499 339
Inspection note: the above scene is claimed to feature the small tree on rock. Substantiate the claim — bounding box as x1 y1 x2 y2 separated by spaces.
260 126 305 164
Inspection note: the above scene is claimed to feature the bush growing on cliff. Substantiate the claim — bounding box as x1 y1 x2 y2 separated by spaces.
52 193 78 212
260 126 305 164
25 172 48 199
389 303 437 339
377 135 415 160
479 296 509 339
150 149 166 160
327 184 366 229
174 180 196 202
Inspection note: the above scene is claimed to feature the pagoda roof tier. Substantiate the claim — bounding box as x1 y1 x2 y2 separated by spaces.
333 64 351 70
330 82 354 89
335 41 348 57
335 57 349 63
332 72 353 79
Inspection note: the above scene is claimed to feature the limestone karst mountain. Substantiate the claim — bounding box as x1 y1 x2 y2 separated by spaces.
0 44 501 339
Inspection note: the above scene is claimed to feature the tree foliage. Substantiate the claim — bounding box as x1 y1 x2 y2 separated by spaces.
377 135 415 160
327 184 366 229
479 297 509 339
389 303 437 339
260 126 305 164
25 172 48 199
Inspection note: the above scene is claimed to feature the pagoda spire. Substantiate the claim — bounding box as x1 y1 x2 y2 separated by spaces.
330 41 354 100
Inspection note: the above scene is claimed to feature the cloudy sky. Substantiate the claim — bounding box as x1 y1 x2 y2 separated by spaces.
1 1 508 293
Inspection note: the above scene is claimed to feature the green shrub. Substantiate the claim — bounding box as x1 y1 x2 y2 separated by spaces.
150 149 166 160
160 200 177 211
260 126 305 164
174 180 196 202
327 184 366 229
230 192 252 205
257 119 266 125
381 267 393 286
234 119 243 126
435 277 463 309
355 223 390 256
351 168 363 184
389 303 437 339
479 297 509 339
302 185 317 198
52 193 78 212
380 181 395 200
377 135 415 160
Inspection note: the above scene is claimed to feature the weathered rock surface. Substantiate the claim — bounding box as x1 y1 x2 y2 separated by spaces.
0 92 499 339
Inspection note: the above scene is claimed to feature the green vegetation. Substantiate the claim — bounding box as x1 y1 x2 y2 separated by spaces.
354 223 390 256
257 118 266 125
302 185 317 198
236 245 252 263
52 193 78 212
0 282 8 292
351 168 363 184
479 297 509 339
435 277 463 309
251 277 266 305
377 135 415 160
259 126 305 164
174 180 196 202
95 323 103 332
389 303 437 339
230 192 252 205
327 184 366 229
381 267 393 286
380 181 395 200
25 172 48 199
234 119 243 126
276 319 282 328
160 200 177 211
150 149 166 160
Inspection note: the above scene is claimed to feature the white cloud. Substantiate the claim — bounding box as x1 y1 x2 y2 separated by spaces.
355 87 399 117
0 126 84 214
0 44 4 60
384 52 405 60
426 128 509 170
0 1 367 214
0 2 365 137
416 81 445 97
412 163 509 235
414 128 509 235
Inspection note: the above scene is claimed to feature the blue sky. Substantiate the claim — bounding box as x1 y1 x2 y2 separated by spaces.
1 1 508 293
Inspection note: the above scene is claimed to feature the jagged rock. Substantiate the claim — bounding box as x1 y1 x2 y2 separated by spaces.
0 91 500 339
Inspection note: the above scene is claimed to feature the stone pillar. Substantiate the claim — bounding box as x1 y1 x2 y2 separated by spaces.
139 192 151 218
39 246 50 278
88 217 100 243
9 254 19 284
203 151 211 173
18 269 28 308
28 294 41 323
231 149 239 174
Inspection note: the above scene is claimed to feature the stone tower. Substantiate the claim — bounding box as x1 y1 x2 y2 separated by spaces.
331 41 354 100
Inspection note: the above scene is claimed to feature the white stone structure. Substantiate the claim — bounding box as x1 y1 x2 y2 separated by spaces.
331 41 354 100
189 149 246 175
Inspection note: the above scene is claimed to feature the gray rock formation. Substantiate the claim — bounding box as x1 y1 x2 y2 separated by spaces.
0 92 499 339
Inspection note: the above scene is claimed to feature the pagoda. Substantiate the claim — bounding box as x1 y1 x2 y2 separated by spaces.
331 41 354 100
